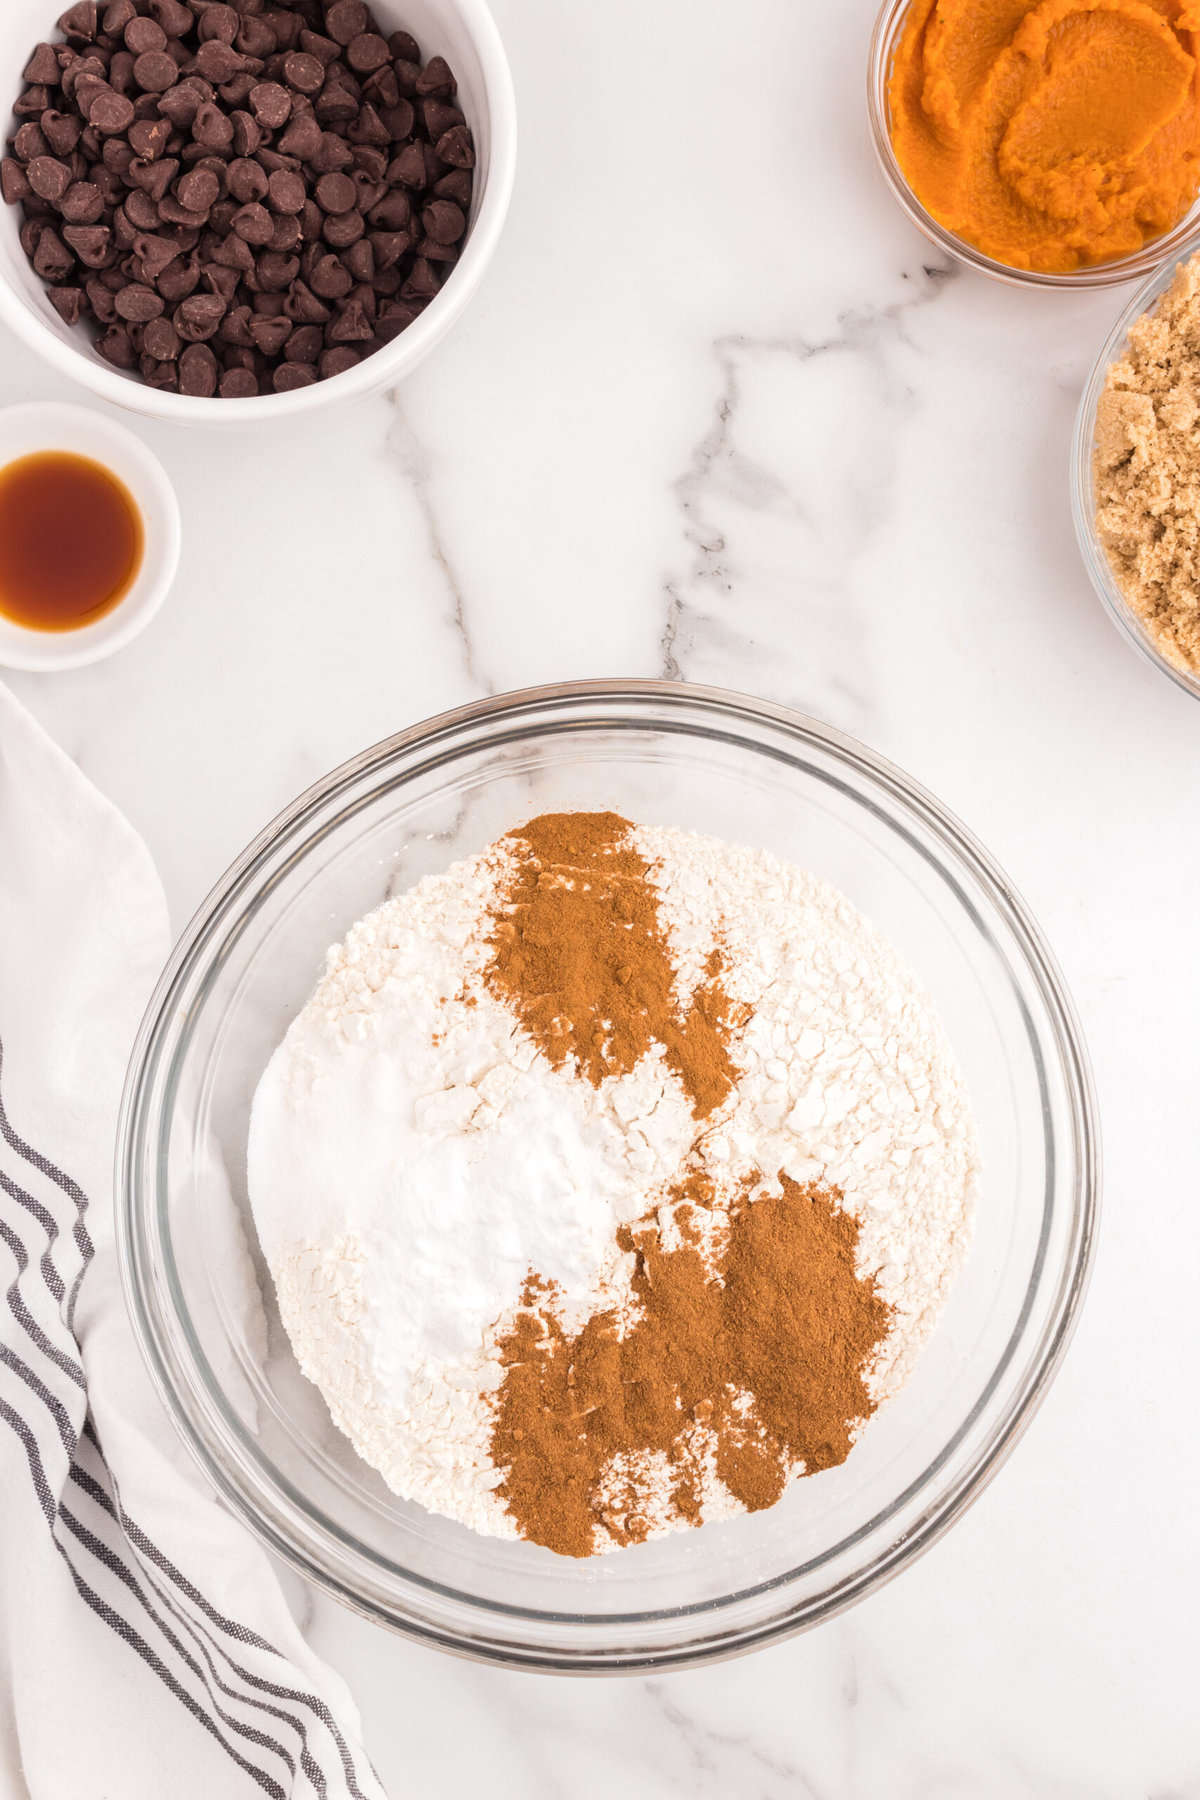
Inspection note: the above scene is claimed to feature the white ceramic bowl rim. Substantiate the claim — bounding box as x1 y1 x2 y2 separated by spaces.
0 0 516 422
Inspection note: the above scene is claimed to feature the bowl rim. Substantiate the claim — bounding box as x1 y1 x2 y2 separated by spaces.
866 0 1200 290
116 679 1101 1672
1070 249 1200 703
0 0 517 425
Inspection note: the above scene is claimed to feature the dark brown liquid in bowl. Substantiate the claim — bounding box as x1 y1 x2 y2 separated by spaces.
0 451 144 632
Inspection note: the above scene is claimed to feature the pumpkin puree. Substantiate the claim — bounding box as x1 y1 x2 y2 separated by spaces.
889 0 1200 271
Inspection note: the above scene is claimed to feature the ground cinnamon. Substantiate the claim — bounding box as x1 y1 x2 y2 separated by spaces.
490 1173 892 1558
484 812 745 1119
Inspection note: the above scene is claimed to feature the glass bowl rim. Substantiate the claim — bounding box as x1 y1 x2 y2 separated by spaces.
1070 248 1200 703
116 679 1101 1672
866 0 1200 291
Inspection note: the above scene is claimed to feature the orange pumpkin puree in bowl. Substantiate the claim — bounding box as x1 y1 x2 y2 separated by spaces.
888 0 1200 273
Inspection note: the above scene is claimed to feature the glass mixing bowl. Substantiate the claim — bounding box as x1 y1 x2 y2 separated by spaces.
117 681 1099 1671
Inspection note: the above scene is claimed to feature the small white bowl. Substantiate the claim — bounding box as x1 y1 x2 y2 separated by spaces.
0 0 516 427
0 401 181 671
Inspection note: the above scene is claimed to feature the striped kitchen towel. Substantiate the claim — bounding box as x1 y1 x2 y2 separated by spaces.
0 683 385 1800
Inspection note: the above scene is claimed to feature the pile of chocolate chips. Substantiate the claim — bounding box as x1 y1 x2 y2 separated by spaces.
1 0 475 397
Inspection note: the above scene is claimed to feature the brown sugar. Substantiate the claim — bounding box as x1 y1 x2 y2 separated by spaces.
1094 253 1200 676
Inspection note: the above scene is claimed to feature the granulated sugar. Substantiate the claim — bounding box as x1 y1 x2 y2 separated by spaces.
247 818 979 1553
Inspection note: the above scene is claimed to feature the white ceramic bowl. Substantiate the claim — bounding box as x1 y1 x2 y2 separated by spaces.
0 0 516 425
0 401 181 669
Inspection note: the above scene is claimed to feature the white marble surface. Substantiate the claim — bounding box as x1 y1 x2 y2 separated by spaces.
4 0 1200 1791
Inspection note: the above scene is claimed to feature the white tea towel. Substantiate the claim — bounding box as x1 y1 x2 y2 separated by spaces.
0 683 385 1800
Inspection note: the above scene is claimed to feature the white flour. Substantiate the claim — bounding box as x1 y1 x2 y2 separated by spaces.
247 823 979 1549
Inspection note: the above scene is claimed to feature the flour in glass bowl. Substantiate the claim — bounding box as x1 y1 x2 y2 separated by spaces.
247 815 979 1555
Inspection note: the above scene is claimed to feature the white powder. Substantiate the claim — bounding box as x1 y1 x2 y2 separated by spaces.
247 822 979 1550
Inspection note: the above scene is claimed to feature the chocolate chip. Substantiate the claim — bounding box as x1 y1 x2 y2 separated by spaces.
176 290 225 339
416 55 455 96
327 295 371 342
178 339 217 393
435 125 473 169
48 283 84 324
314 83 358 123
299 29 339 66
285 277 329 322
127 116 170 159
128 154 177 201
433 167 472 206
114 280 163 320
278 113 321 160
62 222 110 264
255 249 298 290
156 252 199 300
401 257 440 300
25 43 64 86
59 4 99 46
345 32 389 74
284 321 323 362
204 260 241 304
310 130 353 174
219 364 257 396
0 160 32 204
147 0 191 37
319 343 359 377
321 206 362 248
197 5 238 47
325 0 368 47
61 179 105 222
85 88 130 133
248 79 289 127
14 86 53 120
156 193 205 227
132 230 179 279
140 313 179 358
42 110 83 157
27 155 73 202
368 228 408 270
422 198 465 245
98 321 136 365
308 251 352 299
282 51 323 95
231 199 273 244
237 17 276 60
175 165 218 213
273 359 315 390
267 167 305 213
226 155 268 203
124 17 166 55
391 57 419 96
191 101 233 150
314 170 355 213
248 311 290 354
422 98 462 141
193 40 244 85
367 187 410 231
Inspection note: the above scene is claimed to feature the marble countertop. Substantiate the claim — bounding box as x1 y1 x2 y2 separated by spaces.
4 0 1199 1791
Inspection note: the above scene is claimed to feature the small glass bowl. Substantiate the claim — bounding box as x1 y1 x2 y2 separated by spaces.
1072 250 1200 701
868 0 1200 289
116 682 1099 1672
